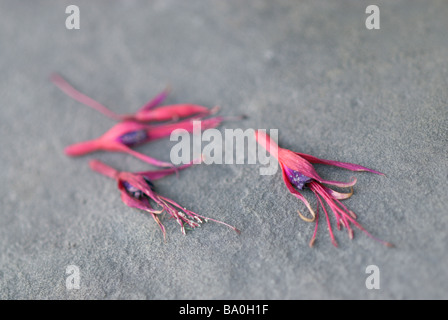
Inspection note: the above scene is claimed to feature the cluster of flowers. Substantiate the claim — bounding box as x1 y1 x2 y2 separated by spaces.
52 74 391 247
52 74 240 239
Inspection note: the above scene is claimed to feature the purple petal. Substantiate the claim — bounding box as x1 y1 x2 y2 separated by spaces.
283 166 313 190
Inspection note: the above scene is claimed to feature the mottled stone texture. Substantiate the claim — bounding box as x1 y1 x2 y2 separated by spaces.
0 0 447 299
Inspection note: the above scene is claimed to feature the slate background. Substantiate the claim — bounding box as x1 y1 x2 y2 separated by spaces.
0 0 447 299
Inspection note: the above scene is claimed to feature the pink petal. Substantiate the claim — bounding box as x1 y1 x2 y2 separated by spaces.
323 186 354 200
89 159 119 179
135 104 211 122
101 121 149 142
66 121 149 156
51 73 123 120
138 86 171 112
254 130 280 159
318 177 357 188
120 190 162 214
295 152 384 175
136 161 196 180
145 116 223 141
65 139 100 156
118 172 159 200
254 130 323 182
65 120 174 167
124 147 174 167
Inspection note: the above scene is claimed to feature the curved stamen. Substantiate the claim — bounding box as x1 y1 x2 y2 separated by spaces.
297 200 316 222
319 177 357 188
150 213 167 241
324 186 354 200
141 206 164 214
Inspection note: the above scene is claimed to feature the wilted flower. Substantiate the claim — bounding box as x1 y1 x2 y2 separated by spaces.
65 117 225 167
255 130 392 248
89 159 240 238
51 73 217 122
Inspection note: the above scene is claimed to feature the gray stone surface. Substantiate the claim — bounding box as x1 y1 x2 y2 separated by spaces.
0 0 447 299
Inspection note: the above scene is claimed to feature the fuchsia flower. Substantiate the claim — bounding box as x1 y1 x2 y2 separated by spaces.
89 159 240 238
65 117 225 167
255 130 392 248
51 73 217 122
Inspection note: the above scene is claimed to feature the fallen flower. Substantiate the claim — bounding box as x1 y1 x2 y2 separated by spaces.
89 159 240 238
65 117 226 167
255 130 392 248
51 73 217 122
